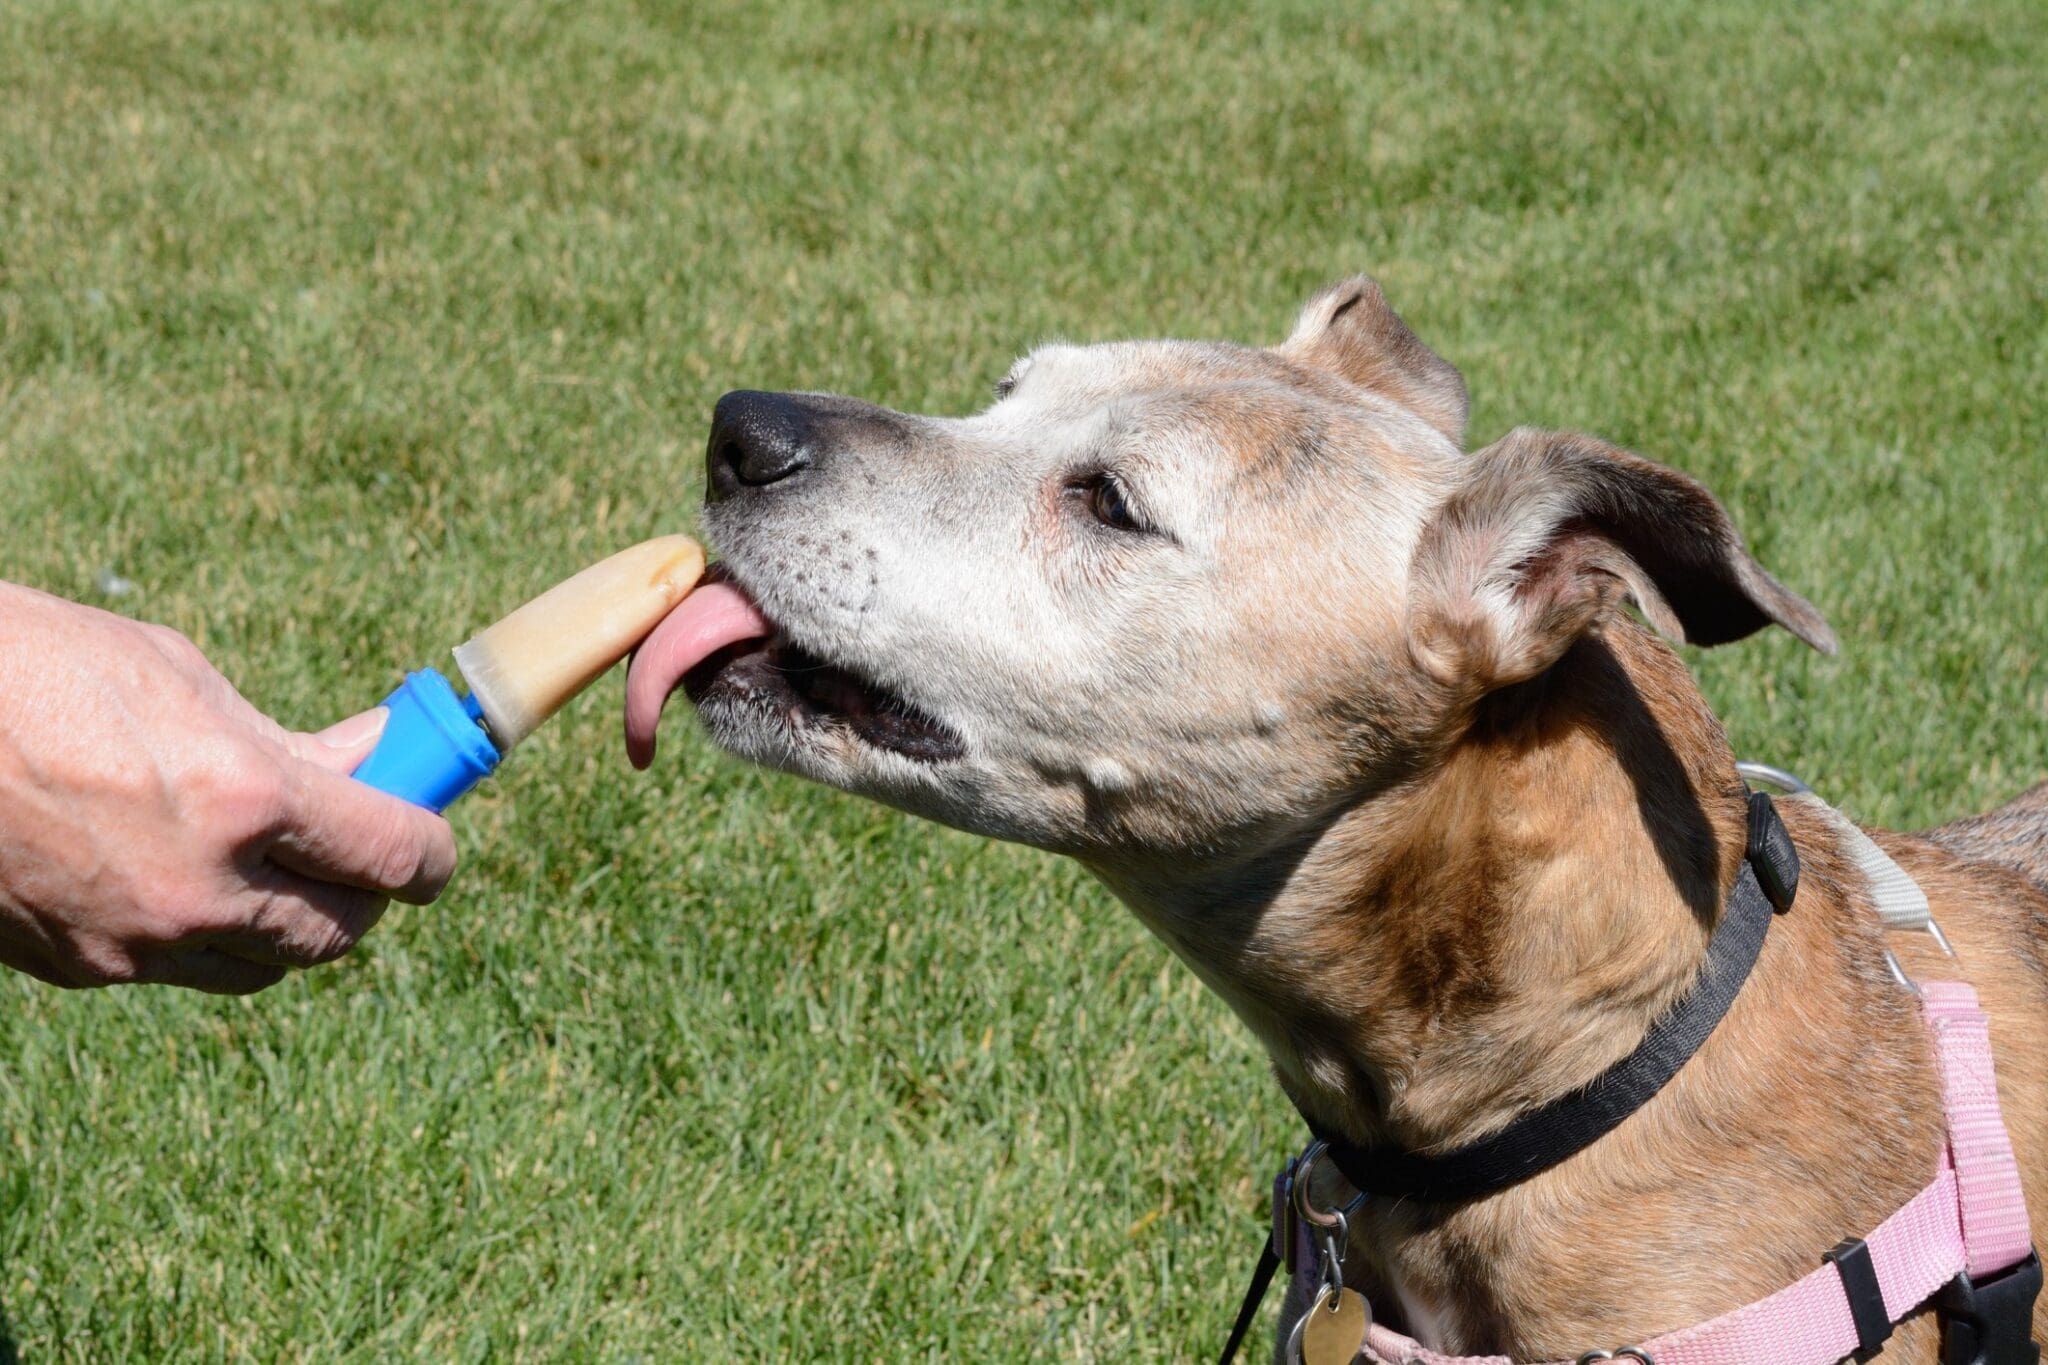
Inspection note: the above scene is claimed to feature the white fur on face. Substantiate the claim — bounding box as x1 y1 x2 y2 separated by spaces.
698 336 1463 859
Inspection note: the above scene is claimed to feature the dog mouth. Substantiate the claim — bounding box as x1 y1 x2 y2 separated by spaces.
623 566 965 769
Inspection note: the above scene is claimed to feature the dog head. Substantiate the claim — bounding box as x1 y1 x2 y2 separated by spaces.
627 277 1834 877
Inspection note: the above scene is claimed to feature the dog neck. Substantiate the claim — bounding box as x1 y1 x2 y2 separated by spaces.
1093 622 1752 1152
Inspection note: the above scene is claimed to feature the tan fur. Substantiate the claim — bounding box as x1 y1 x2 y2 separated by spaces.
689 276 2046 1361
1277 276 1471 446
1264 624 2045 1359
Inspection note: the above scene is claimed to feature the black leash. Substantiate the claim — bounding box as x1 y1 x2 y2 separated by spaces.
1215 1241 1281 1365
1215 791 1797 1362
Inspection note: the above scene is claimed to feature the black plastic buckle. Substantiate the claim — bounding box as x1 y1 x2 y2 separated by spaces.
1746 790 1801 913
1273 1155 1301 1274
1825 1236 1893 1360
1938 1249 2043 1365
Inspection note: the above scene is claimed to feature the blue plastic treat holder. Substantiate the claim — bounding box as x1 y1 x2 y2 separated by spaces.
351 669 502 813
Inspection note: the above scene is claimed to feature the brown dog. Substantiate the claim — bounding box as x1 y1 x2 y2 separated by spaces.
626 277 2048 1359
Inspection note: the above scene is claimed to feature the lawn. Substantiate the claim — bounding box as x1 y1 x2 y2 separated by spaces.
0 0 2043 1358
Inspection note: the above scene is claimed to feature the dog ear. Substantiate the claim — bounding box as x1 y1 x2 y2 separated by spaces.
1277 275 1469 446
1408 428 1836 692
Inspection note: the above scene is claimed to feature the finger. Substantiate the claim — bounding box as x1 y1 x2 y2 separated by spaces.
211 870 390 968
283 707 390 776
133 947 289 996
0 938 77 989
141 626 298 746
268 761 458 904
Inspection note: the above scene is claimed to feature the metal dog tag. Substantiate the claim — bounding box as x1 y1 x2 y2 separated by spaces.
1296 1286 1370 1365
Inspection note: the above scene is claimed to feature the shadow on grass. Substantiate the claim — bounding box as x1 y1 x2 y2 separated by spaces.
0 1293 17 1365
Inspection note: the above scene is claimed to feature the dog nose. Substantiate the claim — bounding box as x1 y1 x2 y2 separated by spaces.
705 390 815 502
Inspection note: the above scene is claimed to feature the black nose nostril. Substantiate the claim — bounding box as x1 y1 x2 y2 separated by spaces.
712 439 748 479
726 436 809 486
705 391 817 503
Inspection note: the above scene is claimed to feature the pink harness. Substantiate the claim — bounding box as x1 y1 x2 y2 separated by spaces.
1278 980 2035 1364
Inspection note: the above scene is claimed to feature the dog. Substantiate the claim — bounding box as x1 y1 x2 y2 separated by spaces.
623 277 2048 1360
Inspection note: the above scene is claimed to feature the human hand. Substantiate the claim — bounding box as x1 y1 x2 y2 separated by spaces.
0 581 457 993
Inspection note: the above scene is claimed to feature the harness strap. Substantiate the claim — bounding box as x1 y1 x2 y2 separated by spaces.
1350 1170 1960 1365
1792 794 1934 932
1921 982 2034 1281
1339 983 2033 1365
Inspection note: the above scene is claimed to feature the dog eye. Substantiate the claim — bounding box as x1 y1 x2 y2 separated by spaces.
994 357 1033 402
1070 474 1146 533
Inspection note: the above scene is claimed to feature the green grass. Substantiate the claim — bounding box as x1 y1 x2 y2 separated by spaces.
1 0 2043 1357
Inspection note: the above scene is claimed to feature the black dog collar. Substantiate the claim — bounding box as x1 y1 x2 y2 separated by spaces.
1308 791 1798 1205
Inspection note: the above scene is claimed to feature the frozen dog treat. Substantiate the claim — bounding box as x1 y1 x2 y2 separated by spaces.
454 535 705 750
350 535 708 812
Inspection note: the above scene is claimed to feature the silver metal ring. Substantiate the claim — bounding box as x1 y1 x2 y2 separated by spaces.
1577 1349 1654 1364
1927 916 1958 958
1291 1140 1369 1231
1284 1305 1311 1365
1884 947 1922 996
1735 760 1811 795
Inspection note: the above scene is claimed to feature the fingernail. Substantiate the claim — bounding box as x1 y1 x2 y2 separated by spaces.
317 707 389 751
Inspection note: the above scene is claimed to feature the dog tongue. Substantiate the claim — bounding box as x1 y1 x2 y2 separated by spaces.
623 581 771 768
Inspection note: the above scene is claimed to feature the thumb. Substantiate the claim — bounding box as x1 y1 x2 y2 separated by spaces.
286 707 390 775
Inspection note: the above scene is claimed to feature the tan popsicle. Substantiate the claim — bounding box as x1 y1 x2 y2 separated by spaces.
453 534 706 750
